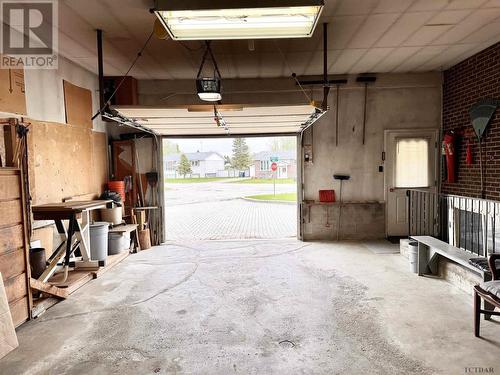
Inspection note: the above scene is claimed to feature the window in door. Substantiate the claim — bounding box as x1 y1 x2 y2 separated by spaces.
395 138 429 188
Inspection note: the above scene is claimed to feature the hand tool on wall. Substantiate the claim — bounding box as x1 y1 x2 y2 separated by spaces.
321 23 330 112
134 139 145 206
334 174 350 241
469 98 499 198
356 76 376 145
332 79 347 146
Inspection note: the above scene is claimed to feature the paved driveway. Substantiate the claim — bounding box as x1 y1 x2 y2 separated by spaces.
165 180 297 240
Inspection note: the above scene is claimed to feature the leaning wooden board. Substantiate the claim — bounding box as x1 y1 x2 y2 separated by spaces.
0 169 31 327
0 272 18 359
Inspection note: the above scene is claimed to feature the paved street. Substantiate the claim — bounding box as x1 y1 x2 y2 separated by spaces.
165 180 297 240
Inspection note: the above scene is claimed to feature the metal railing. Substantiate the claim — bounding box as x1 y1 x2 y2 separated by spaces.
407 189 500 256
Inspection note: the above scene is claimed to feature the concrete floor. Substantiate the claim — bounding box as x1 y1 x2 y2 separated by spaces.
1 240 499 374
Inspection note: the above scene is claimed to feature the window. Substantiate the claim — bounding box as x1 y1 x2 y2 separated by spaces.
191 160 200 167
260 160 270 171
395 138 429 188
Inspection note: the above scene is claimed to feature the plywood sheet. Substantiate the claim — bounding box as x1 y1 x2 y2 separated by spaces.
29 121 94 205
0 273 18 359
63 80 93 129
0 65 26 115
91 131 108 194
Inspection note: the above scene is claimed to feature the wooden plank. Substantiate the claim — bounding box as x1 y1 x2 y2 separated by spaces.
33 200 111 211
0 273 18 359
30 278 68 299
32 297 59 318
91 131 109 195
0 174 21 200
109 224 138 233
4 273 27 304
63 80 93 128
0 250 25 280
93 251 129 278
8 296 28 327
0 199 22 227
48 270 94 295
0 224 23 255
0 65 26 115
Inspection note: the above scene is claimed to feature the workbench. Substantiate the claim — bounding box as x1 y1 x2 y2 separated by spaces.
32 200 112 282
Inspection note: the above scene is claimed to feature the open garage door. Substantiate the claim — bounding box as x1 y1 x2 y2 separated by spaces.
113 104 324 136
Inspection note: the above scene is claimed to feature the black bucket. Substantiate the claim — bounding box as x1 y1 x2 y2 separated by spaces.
30 248 46 279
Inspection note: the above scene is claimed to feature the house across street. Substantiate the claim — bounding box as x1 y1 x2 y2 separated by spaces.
165 151 226 178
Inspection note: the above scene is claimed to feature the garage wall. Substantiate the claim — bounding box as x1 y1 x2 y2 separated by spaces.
24 56 106 133
302 73 441 239
0 56 111 254
138 73 441 240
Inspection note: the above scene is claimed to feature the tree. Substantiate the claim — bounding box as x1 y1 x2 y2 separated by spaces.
269 137 295 152
177 154 192 178
231 138 252 170
223 155 232 170
163 140 180 154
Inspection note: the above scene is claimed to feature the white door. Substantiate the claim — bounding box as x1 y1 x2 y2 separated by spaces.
384 129 438 236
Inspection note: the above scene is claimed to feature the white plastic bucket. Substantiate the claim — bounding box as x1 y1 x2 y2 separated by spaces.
90 222 109 261
408 241 418 273
108 232 130 255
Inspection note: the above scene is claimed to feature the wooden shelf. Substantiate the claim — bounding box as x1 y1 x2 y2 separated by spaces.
32 251 130 318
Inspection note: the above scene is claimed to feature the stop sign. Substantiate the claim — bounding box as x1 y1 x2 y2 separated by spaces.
271 162 278 171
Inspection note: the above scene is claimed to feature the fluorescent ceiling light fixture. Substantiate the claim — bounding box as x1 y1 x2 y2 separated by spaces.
153 0 324 40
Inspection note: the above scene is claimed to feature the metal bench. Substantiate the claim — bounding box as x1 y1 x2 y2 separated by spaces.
410 236 490 281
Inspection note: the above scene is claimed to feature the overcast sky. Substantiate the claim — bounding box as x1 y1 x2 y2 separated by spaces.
165 136 295 156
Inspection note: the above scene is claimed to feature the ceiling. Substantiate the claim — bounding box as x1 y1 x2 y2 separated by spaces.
59 0 500 79
114 104 322 136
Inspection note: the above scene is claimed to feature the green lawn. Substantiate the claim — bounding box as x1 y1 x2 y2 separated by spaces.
230 178 296 184
165 177 233 183
245 192 297 202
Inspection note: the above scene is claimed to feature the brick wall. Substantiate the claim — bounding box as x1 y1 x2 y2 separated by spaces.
442 42 500 199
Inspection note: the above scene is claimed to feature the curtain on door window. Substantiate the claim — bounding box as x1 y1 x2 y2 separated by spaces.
395 138 429 188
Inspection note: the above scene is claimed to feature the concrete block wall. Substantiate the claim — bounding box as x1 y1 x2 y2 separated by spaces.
442 42 500 199
303 202 385 240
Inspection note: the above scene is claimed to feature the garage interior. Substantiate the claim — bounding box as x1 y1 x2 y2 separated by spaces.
1 0 500 373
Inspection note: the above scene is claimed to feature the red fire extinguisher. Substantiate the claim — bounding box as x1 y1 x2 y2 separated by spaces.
466 139 473 166
443 133 456 183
